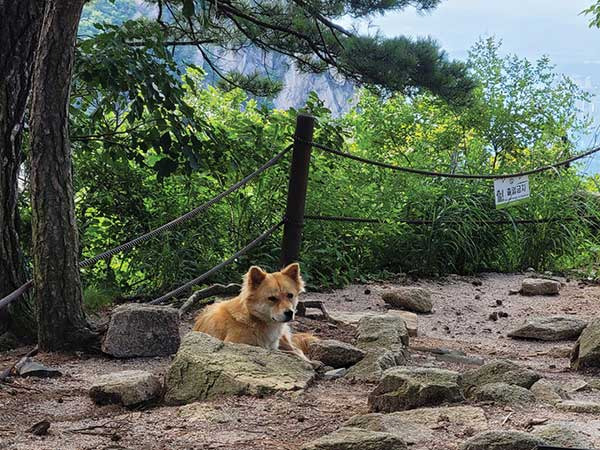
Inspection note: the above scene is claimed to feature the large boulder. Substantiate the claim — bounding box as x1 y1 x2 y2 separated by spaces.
301 427 407 450
309 340 365 369
462 360 540 391
460 431 545 450
521 278 560 296
532 422 595 448
368 367 463 412
345 406 488 446
381 288 433 314
571 319 600 370
471 382 536 405
529 379 570 405
102 303 180 358
164 332 314 405
89 370 163 407
508 316 587 341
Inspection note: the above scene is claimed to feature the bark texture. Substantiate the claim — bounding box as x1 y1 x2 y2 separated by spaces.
0 0 44 339
30 0 98 350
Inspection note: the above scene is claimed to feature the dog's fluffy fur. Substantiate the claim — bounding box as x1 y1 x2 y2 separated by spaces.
193 263 317 362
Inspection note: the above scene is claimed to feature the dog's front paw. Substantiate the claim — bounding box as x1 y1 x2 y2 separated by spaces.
309 359 325 370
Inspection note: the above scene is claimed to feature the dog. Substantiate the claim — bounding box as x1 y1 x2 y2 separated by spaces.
193 263 317 364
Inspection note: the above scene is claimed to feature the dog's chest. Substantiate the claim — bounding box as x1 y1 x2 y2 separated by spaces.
257 324 284 350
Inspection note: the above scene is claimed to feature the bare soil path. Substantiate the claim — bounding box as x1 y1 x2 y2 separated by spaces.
1 272 599 449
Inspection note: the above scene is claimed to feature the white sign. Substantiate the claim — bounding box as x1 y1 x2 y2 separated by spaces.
494 175 530 208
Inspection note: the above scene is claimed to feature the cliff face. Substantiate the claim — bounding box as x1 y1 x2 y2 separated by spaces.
196 47 357 116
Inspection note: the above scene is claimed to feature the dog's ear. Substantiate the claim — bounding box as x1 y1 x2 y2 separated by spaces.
246 266 267 289
281 263 301 282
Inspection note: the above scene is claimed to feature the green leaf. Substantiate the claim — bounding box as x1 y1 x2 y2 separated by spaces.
182 0 195 18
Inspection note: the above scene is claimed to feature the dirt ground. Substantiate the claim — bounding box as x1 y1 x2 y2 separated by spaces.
2 272 600 450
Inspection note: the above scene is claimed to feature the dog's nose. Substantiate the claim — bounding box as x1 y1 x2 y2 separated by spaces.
283 310 294 322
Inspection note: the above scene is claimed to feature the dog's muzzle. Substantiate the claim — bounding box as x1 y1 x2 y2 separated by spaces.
283 310 294 322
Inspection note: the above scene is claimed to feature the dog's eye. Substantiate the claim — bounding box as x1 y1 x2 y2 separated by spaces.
268 296 278 302
287 293 294 299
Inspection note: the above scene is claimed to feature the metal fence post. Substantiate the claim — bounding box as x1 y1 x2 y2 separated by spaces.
280 114 315 267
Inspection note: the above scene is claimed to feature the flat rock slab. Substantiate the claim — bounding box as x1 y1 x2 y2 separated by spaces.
530 379 570 405
89 370 163 407
15 358 62 378
460 431 545 450
329 310 418 337
309 339 365 369
164 332 315 405
346 406 488 446
462 359 541 390
381 287 433 313
344 349 408 383
368 367 464 412
571 319 600 370
508 316 587 341
301 427 407 450
521 278 561 296
471 382 536 406
556 400 600 414
532 422 595 448
102 303 180 358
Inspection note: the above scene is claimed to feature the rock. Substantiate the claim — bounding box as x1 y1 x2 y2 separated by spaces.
301 427 407 450
434 350 485 366
346 406 488 446
14 357 62 378
381 287 432 313
345 349 408 383
462 360 541 390
530 379 570 404
556 400 600 414
27 420 51 436
460 431 545 450
323 368 347 380
521 278 560 296
330 310 418 337
164 332 314 405
532 422 595 448
563 379 589 392
89 370 163 407
471 382 536 405
309 340 365 369
571 319 600 370
102 303 180 358
368 367 464 412
356 315 409 350
508 316 587 341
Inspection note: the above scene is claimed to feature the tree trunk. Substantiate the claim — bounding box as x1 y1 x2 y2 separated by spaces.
0 0 44 340
29 0 99 351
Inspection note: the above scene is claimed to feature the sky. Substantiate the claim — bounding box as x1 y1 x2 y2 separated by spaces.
345 0 600 65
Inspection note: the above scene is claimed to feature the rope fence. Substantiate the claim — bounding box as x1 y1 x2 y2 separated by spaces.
303 138 600 180
3 113 600 311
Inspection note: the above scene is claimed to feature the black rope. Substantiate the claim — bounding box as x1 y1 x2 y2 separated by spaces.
0 146 292 311
304 214 593 226
149 220 285 305
302 138 600 180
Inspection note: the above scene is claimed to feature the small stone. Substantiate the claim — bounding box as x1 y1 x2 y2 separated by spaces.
508 316 587 341
521 278 560 296
508 289 520 295
496 299 503 306
571 319 600 370
556 400 600 414
462 360 541 389
364 289 371 295
27 420 50 436
102 303 180 358
381 287 433 314
498 311 508 318
460 431 544 450
475 295 481 300
301 427 407 450
530 379 570 405
90 370 163 407
368 367 463 412
472 280 483 287
471 382 536 405
309 340 365 369
323 368 347 380
488 312 498 322
15 358 62 378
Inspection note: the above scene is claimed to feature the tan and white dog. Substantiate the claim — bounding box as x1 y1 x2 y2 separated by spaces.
193 263 317 362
